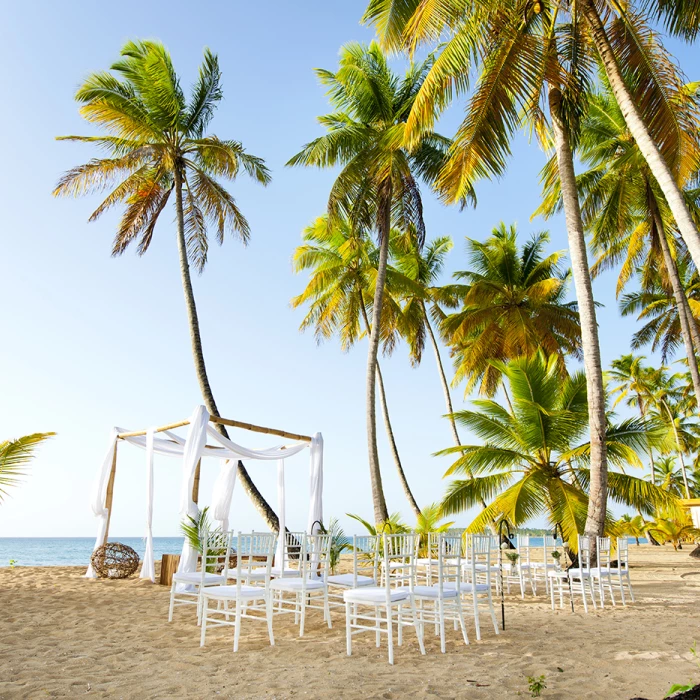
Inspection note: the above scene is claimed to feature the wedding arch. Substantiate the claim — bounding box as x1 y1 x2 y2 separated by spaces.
86 405 323 582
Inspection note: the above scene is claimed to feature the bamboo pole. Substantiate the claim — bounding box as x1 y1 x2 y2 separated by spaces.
192 459 202 504
117 420 191 439
209 415 312 443
101 443 118 546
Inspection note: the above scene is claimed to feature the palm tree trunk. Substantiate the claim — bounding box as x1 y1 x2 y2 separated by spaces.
549 88 609 547
661 399 691 498
365 181 392 524
580 0 700 273
636 394 656 487
650 202 700 402
359 299 421 518
422 302 461 446
173 166 280 531
376 362 422 518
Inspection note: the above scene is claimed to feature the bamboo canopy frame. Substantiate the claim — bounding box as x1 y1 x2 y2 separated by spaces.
100 414 314 548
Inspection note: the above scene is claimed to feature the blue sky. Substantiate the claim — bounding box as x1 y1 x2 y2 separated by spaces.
1 1 698 541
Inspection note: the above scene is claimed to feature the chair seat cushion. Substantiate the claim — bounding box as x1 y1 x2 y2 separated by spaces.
413 585 458 599
531 562 558 569
327 573 376 587
547 569 568 578
269 577 325 592
203 584 265 600
172 571 225 585
568 568 591 578
344 586 410 603
251 566 301 578
443 581 490 593
590 566 615 577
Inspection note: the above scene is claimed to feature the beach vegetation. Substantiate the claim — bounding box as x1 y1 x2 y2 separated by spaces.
0 433 54 504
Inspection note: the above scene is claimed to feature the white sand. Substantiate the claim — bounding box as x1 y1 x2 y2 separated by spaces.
0 545 698 699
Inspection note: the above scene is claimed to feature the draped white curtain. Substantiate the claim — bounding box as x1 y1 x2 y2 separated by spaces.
139 428 156 582
86 405 324 582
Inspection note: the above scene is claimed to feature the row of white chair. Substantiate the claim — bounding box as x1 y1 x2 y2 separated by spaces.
167 530 501 664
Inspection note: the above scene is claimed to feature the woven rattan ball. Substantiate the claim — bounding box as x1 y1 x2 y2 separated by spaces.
90 542 140 579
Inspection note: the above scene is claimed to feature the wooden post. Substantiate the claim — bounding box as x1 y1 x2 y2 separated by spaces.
101 442 118 546
159 554 181 586
192 459 201 504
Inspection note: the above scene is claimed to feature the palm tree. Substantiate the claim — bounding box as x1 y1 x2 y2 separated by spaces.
288 43 452 523
53 41 282 529
0 433 54 503
616 513 647 545
391 233 464 446
540 84 700 402
652 456 687 497
649 516 700 550
291 215 422 516
362 0 612 547
620 261 700 362
607 354 661 484
436 352 677 549
439 224 581 397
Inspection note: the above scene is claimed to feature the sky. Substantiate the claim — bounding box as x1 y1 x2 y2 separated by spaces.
0 1 698 541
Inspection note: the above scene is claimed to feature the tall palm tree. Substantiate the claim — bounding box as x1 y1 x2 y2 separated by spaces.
362 0 612 546
607 354 660 484
0 433 54 503
288 43 452 523
540 84 700 402
53 40 279 528
652 456 687 497
437 352 677 548
291 215 422 516
391 233 464 446
620 261 700 362
440 224 581 397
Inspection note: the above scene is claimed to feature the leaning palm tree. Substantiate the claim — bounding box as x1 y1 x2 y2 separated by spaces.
362 0 613 547
440 224 581 397
291 215 422 516
616 513 647 545
540 83 700 402
437 352 678 549
391 233 464 446
288 42 452 523
607 354 662 485
53 40 279 528
652 456 687 497
0 433 54 503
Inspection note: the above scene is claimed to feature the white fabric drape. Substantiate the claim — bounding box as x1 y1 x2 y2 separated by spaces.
307 433 324 534
85 428 121 578
211 459 237 532
175 406 211 580
140 428 156 582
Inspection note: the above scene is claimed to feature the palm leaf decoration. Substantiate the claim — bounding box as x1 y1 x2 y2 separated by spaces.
0 433 54 503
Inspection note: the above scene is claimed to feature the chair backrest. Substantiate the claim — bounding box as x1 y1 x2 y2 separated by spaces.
617 537 630 570
351 534 380 585
435 532 463 595
467 534 492 584
382 533 418 590
301 532 333 581
235 532 276 588
517 534 532 567
200 529 233 585
578 535 592 572
597 536 612 569
276 530 307 577
542 535 555 564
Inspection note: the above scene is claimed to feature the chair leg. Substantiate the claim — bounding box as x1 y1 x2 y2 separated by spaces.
324 589 332 628
438 599 446 653
299 592 307 638
550 579 555 610
266 595 275 647
374 605 380 647
387 604 394 665
200 596 208 647
456 597 469 646
345 601 352 656
409 597 426 655
233 602 242 652
487 591 499 635
397 604 403 646
168 583 176 622
518 570 525 599
472 592 481 641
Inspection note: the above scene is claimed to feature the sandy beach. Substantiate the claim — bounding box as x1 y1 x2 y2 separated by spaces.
1 545 698 699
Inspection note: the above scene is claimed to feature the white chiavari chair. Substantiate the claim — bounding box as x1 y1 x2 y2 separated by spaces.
168 529 232 624
199 532 276 651
591 536 616 607
344 533 426 665
567 535 597 613
412 532 469 653
269 532 333 637
327 534 380 610
460 534 500 640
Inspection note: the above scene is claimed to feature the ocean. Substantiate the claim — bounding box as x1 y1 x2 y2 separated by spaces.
0 537 184 567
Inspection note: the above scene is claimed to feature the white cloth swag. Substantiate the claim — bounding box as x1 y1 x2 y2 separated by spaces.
85 406 323 582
